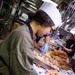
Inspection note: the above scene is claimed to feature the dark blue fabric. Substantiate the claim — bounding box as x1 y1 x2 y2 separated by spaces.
70 58 75 73
70 43 75 52
25 19 33 39
66 39 75 57
66 39 75 49
25 19 31 25
35 35 43 43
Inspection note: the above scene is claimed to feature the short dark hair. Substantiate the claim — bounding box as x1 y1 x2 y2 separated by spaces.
27 10 55 27
33 10 55 27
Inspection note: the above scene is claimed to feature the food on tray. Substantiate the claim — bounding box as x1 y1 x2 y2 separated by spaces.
52 56 65 65
50 47 72 70
54 47 68 59
34 63 58 75
61 63 72 70
45 52 51 57
35 63 41 68
45 69 58 75
51 55 69 64
37 39 72 70
34 50 60 70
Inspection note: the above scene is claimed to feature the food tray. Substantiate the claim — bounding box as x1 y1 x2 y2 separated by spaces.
34 58 55 70
33 49 60 70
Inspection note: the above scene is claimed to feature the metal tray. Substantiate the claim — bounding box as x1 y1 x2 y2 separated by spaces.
34 58 55 70
33 49 60 70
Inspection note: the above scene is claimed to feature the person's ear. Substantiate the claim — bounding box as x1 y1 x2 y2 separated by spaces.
51 26 56 30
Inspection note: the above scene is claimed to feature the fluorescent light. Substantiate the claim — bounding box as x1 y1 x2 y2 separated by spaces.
30 5 37 10
27 0 36 6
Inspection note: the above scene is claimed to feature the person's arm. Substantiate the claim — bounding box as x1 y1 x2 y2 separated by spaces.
62 39 73 53
63 46 73 53
34 34 50 52
39 35 49 52
45 35 50 43
34 41 41 50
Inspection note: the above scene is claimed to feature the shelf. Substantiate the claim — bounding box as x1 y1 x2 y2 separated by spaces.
63 1 69 4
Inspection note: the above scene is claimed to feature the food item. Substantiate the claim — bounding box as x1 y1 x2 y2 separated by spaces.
45 52 51 57
51 47 72 70
34 63 58 75
35 63 41 68
34 50 60 70
54 47 68 59
45 69 58 75
52 56 65 65
61 63 72 70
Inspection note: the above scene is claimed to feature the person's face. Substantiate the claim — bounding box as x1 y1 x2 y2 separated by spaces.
36 26 51 36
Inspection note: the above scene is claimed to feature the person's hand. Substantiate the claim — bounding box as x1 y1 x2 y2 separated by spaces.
55 40 63 48
58 43 63 48
39 43 48 53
